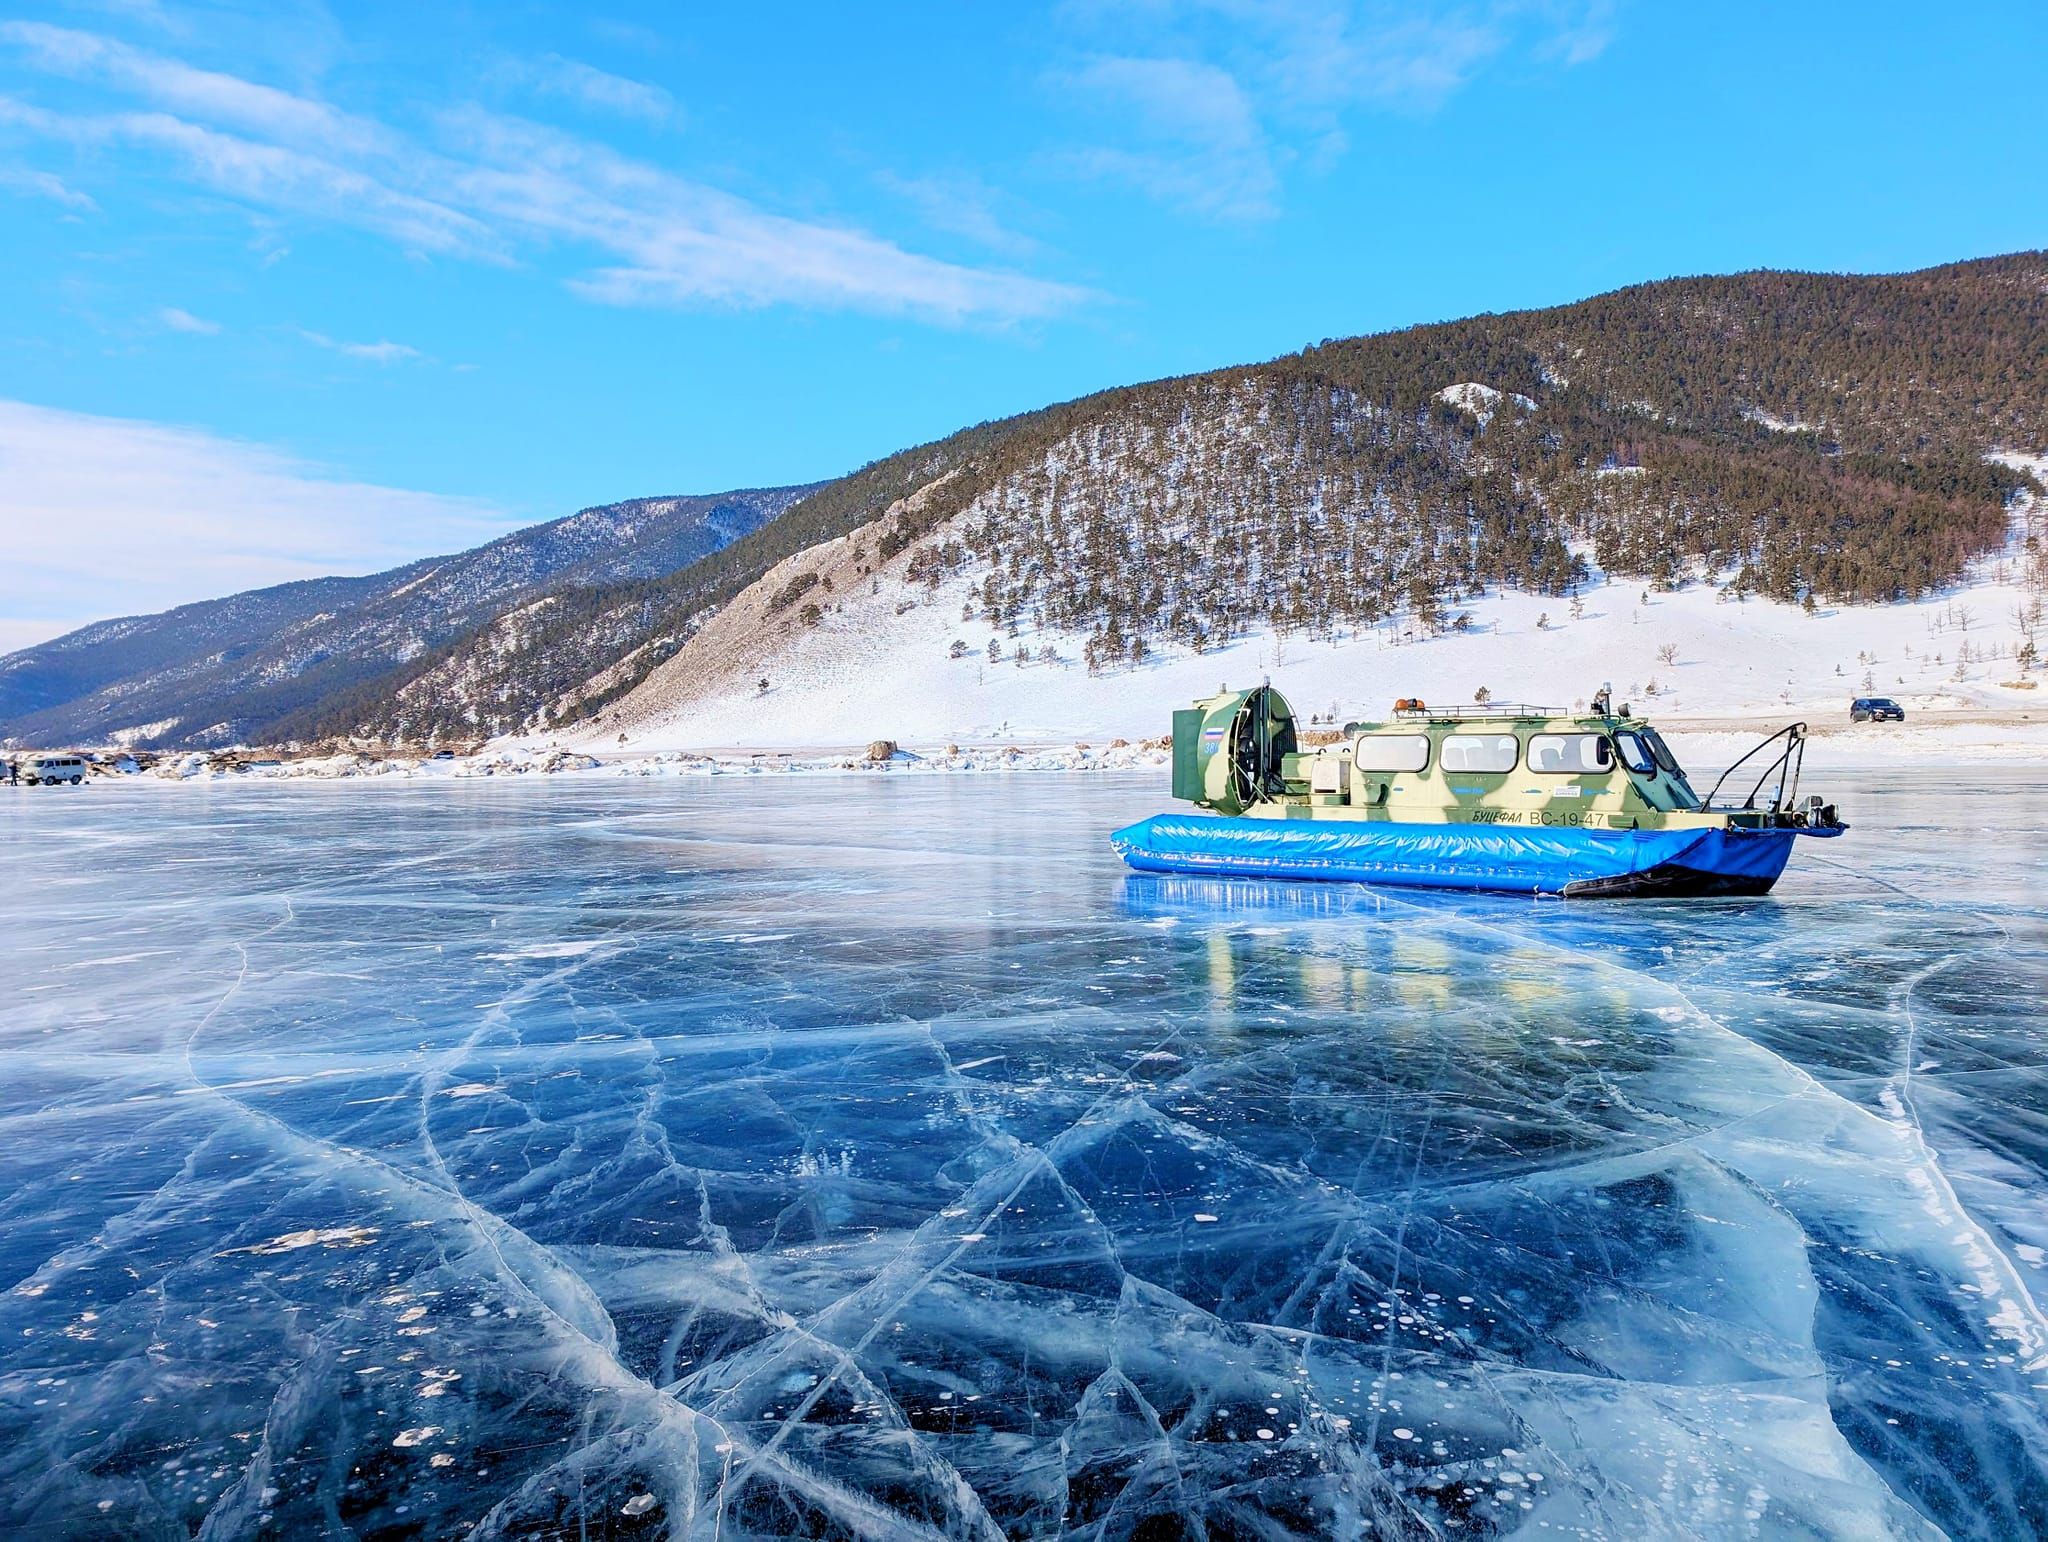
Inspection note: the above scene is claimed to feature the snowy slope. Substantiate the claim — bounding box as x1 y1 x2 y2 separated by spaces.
564 457 2047 756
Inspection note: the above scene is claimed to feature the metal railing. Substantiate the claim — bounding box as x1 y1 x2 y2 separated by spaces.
1700 723 1807 813
1384 702 1561 720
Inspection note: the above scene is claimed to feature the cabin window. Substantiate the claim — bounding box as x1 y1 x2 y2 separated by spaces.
1641 728 1684 776
1440 733 1518 773
1352 733 1430 772
1614 732 1657 774
1526 733 1612 774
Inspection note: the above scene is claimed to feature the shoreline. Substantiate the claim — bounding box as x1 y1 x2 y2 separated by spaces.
22 707 2047 789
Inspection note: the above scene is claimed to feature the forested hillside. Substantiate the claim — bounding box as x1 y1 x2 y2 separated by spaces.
885 256 2042 676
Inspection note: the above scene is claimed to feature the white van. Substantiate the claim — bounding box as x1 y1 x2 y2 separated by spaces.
19 753 87 786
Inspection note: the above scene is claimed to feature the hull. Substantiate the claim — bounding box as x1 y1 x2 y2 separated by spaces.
1110 813 1841 898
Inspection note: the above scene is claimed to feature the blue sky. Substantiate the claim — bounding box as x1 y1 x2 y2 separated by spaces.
2 0 2045 648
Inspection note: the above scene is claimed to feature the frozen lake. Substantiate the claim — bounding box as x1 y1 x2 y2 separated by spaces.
2 770 2045 1538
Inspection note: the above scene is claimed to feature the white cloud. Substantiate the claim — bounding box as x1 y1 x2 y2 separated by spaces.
0 166 97 209
1529 0 1616 67
158 305 219 333
299 330 424 363
439 109 1090 323
512 53 677 127
0 93 502 258
0 399 507 652
0 25 1093 326
876 170 1042 258
1219 1 1512 114
0 21 389 154
1162 1 1614 111
1053 1 1617 216
339 340 419 363
1059 55 1276 221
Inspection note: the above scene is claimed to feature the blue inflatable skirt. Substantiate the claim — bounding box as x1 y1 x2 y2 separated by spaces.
1110 813 1842 897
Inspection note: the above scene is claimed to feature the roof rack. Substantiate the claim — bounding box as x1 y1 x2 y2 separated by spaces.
1387 703 1561 720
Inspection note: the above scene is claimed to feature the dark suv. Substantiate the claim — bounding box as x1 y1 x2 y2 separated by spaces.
1850 697 1905 723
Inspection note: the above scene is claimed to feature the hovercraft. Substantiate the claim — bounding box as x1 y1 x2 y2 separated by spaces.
1111 685 1845 898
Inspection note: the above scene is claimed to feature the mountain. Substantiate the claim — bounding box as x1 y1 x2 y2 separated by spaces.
12 253 2046 752
259 414 1073 745
552 253 2047 748
0 486 816 748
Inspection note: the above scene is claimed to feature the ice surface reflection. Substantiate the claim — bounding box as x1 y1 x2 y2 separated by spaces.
1 771 2044 1537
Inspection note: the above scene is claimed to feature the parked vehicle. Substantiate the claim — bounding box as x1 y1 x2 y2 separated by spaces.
18 753 87 786
1850 697 1906 723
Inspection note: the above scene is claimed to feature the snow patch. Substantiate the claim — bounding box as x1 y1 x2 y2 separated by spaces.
1436 382 1535 419
1741 404 1825 435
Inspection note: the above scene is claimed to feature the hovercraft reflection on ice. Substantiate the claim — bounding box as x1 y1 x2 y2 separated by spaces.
1112 684 1846 897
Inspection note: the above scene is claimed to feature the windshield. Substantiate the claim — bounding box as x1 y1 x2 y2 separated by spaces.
1610 727 1700 808
1640 728 1684 776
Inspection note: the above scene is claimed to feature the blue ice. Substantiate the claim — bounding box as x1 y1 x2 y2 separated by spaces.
1 770 2044 1537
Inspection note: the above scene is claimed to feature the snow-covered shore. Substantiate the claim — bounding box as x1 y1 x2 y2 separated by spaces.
53 707 2045 792
72 738 1175 785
